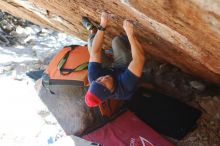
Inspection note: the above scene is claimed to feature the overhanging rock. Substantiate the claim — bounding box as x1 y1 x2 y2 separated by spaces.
1 0 220 85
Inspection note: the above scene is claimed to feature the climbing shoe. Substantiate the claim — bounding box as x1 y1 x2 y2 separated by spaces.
82 16 95 30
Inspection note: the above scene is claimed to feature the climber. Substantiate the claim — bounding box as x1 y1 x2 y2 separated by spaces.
82 12 145 107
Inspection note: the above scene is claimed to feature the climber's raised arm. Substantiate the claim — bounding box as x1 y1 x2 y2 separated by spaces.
90 12 109 63
123 20 145 77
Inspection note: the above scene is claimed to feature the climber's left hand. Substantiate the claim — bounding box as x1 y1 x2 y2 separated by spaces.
100 12 109 28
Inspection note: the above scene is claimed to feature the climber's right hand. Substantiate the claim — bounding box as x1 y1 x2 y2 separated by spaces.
123 20 134 37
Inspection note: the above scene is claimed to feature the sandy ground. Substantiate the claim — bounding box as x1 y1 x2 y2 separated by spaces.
0 77 64 146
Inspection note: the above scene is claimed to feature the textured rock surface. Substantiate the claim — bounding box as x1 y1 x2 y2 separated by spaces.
1 0 220 85
199 96 220 120
35 79 102 135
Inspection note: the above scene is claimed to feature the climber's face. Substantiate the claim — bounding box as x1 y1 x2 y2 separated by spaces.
95 75 114 92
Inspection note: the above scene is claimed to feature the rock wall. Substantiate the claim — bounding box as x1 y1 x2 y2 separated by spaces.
1 0 220 85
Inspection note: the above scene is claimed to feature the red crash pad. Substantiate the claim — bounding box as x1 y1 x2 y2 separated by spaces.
83 111 173 146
